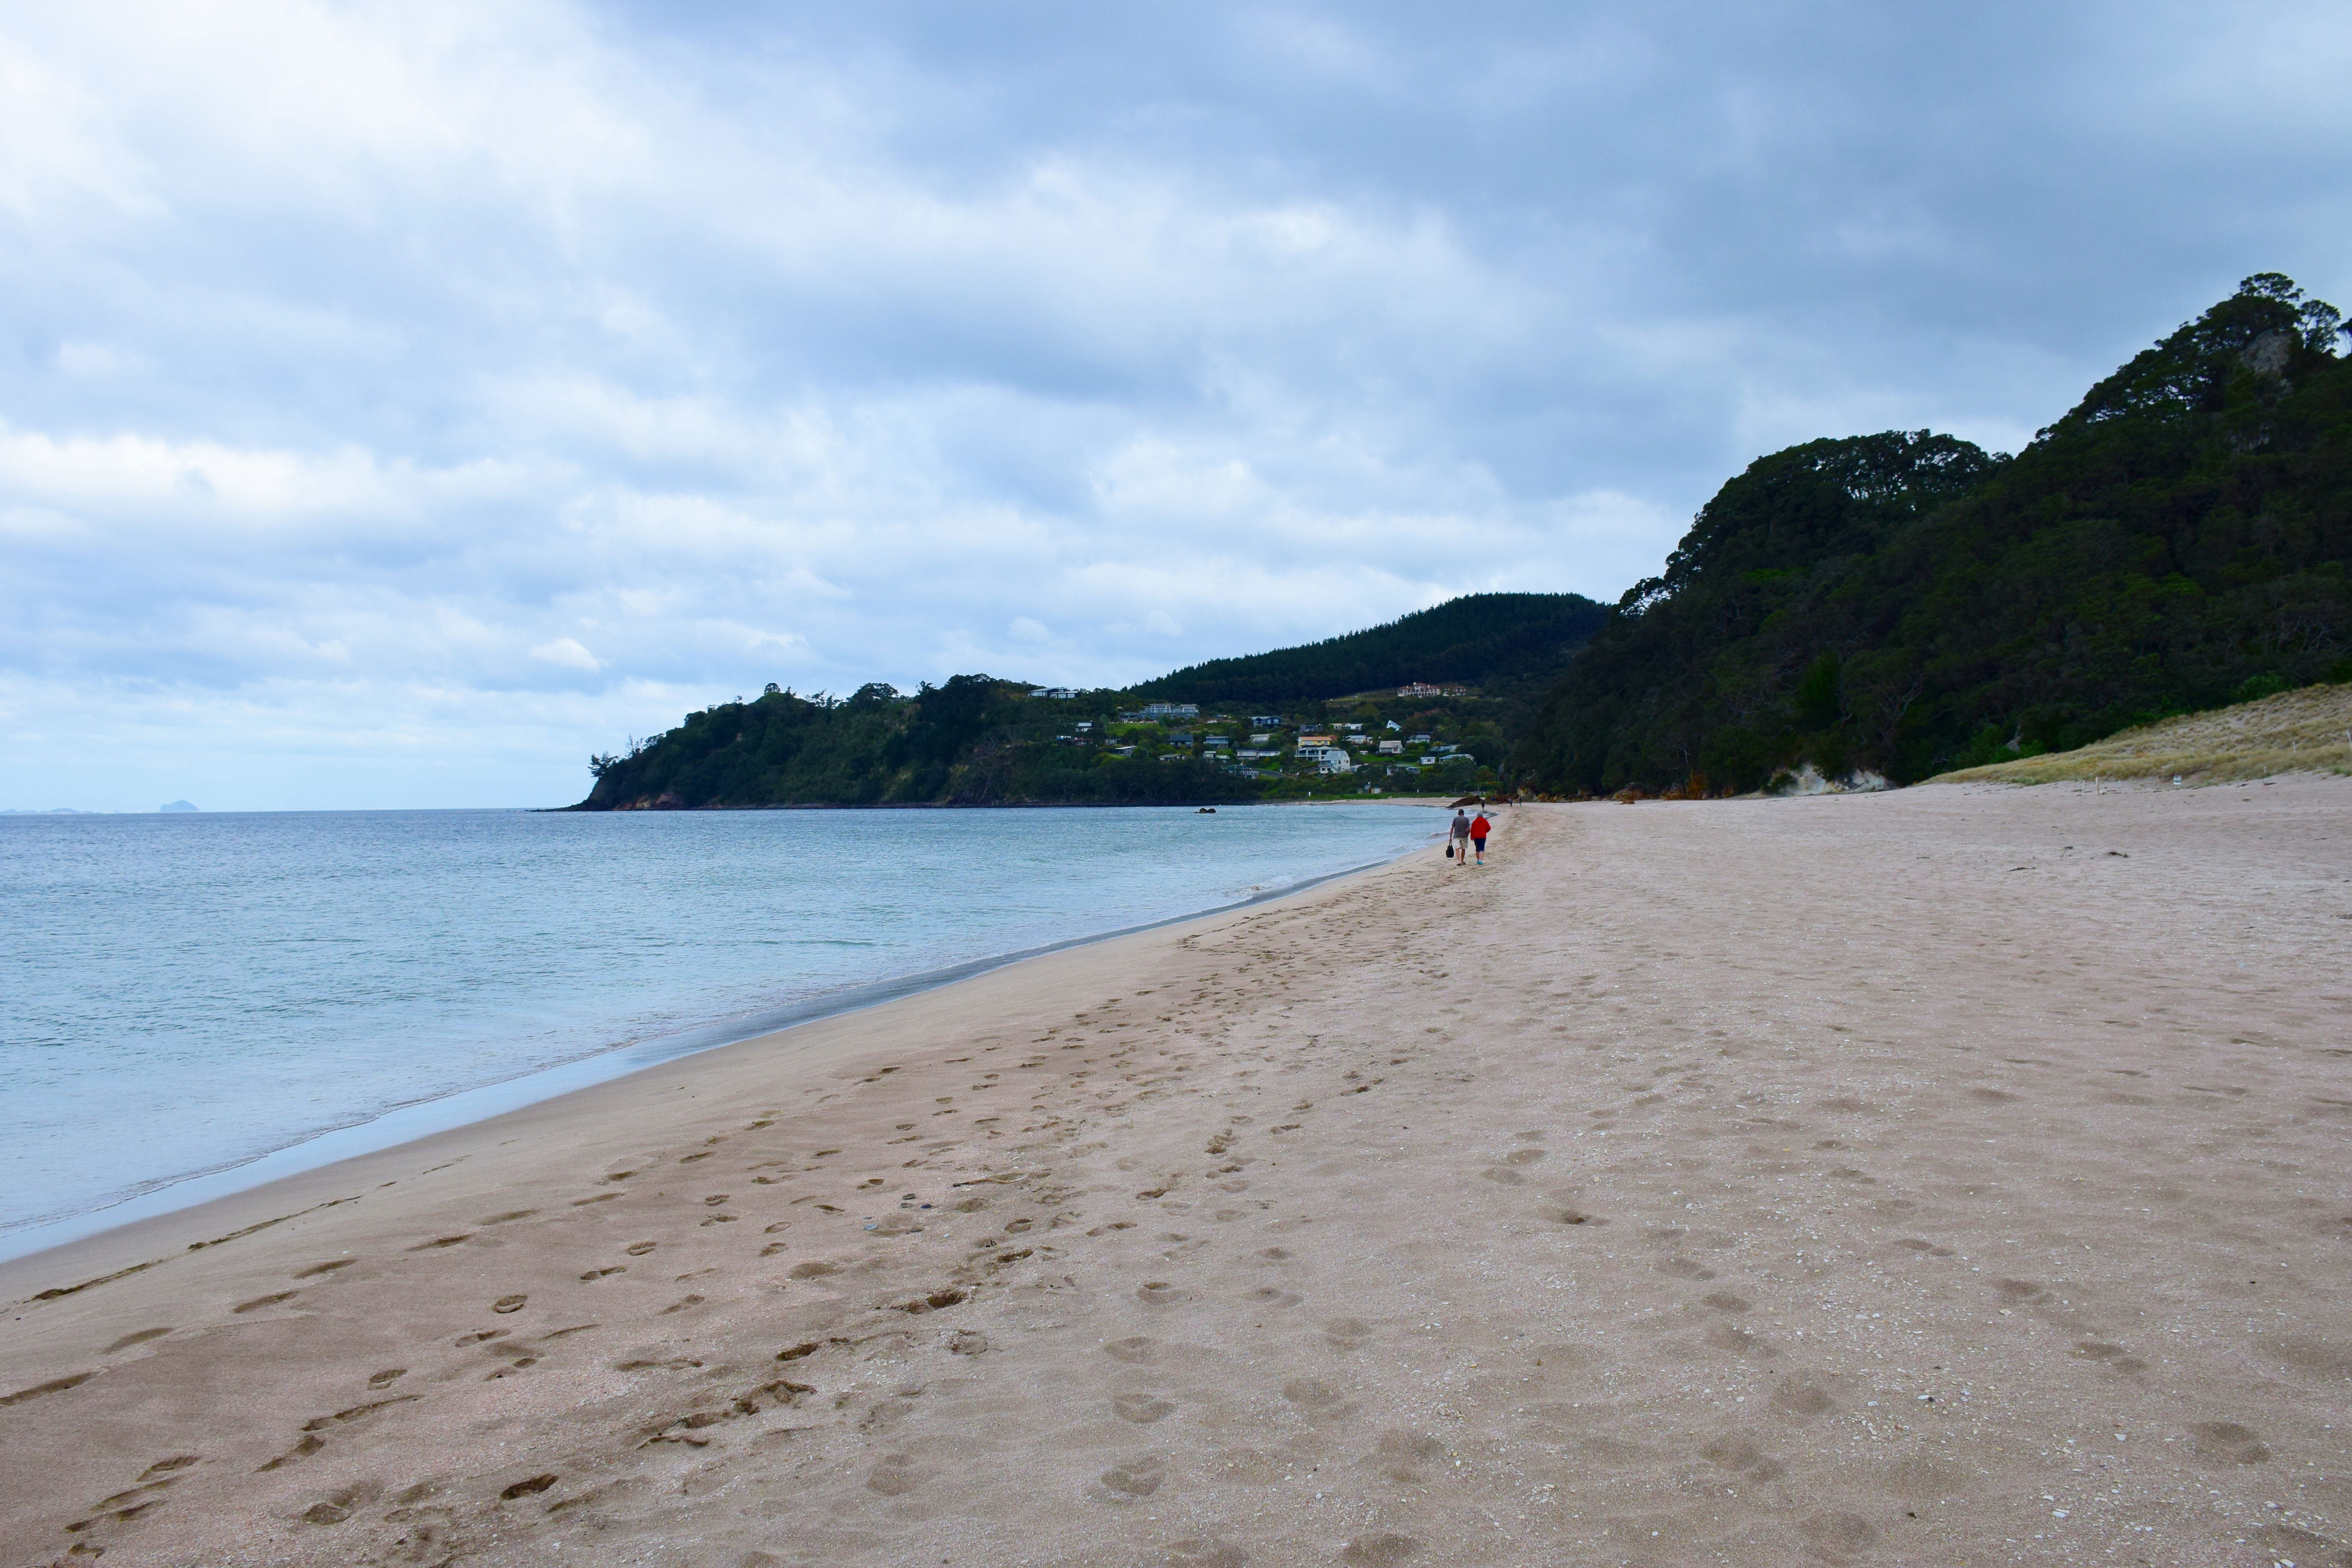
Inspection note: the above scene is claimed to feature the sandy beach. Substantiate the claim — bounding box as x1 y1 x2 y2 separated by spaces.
4 780 2349 1568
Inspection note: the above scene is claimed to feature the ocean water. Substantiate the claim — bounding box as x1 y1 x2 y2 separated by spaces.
0 804 1431 1253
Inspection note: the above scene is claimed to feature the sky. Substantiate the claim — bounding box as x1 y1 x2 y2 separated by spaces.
3 2 2348 810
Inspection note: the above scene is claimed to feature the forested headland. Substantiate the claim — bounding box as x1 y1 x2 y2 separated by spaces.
576 275 2350 809
1130 593 1606 708
1512 274 2352 794
570 597 1573 808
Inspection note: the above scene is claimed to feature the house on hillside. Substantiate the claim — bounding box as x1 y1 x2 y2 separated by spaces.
1029 687 1078 699
1250 715 1282 728
1142 702 1200 719
1377 738 1404 754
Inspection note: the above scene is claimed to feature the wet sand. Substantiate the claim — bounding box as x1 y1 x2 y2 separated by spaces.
4 780 2349 1567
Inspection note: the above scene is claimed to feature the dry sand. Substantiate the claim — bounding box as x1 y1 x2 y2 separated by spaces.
4 781 2350 1568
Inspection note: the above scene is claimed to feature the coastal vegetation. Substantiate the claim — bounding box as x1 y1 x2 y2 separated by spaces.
1129 592 1605 708
1512 275 2352 794
572 601 1567 808
574 676 1511 808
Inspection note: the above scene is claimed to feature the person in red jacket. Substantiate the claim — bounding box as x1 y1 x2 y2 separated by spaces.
1469 810 1491 865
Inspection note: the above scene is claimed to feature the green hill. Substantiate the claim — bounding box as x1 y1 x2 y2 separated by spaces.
572 677 1257 810
570 592 1596 809
1131 592 1607 707
1511 274 2352 795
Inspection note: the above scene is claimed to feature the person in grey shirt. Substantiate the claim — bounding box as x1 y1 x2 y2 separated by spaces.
1448 809 1471 866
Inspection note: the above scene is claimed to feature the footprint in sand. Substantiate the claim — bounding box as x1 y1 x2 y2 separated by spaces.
102 1327 172 1354
1282 1378 1349 1416
1105 1336 1156 1364
1114 1393 1176 1423
366 1369 406 1389
2071 1340 2149 1374
1095 1454 1165 1499
490 1294 528 1314
1502 1148 1547 1167
300 1481 383 1525
1136 1282 1190 1307
1339 1532 1421 1566
1699 1432 1786 1481
292 1259 354 1279
232 1292 298 1314
1796 1512 1880 1563
1479 1168 1525 1186
1323 1318 1371 1350
1372 1431 1444 1482
2189 1421 2272 1464
1155 1541 1248 1568
866 1454 923 1495
581 1266 626 1281
1655 1257 1716 1281
1701 1292 1751 1312
1772 1379 1836 1419
625 1240 658 1257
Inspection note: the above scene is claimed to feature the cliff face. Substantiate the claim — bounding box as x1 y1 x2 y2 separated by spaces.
1513 275 2352 795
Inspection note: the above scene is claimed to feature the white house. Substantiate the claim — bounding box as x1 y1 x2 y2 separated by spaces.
1141 702 1200 719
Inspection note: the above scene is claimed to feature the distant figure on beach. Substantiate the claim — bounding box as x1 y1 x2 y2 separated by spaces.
1449 809 1471 865
1470 809 1491 865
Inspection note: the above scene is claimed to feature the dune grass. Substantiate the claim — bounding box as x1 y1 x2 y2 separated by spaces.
1931 682 2352 786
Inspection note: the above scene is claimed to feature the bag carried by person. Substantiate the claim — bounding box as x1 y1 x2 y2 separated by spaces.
1445 843 1454 858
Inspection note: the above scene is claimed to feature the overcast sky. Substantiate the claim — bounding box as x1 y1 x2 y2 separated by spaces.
4 1 2347 809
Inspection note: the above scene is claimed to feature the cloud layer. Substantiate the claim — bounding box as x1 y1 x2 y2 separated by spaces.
3 0 2348 807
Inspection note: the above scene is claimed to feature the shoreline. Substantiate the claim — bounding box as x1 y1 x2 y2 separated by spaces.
0 834 1435 1269
7 784 2343 1566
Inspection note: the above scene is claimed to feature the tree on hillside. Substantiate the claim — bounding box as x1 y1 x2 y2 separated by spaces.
1513 275 2352 795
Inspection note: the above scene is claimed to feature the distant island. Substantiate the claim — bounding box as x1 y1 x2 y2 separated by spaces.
579 274 2351 809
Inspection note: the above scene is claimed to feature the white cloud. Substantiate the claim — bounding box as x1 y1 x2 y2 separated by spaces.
529 637 603 670
1008 616 1051 643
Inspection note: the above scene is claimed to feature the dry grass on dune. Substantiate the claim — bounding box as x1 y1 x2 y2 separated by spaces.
1932 680 2352 785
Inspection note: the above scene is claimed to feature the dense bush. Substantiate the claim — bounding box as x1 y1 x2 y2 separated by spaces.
576 677 1261 809
1512 275 2352 794
1132 592 1607 707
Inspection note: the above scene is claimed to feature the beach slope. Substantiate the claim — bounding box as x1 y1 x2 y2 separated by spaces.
4 783 2349 1566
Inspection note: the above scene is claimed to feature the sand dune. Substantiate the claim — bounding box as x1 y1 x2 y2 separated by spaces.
1936 680 2352 786
4 780 2350 1567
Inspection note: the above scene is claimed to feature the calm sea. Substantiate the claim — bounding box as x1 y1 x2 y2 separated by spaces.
0 804 1431 1257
